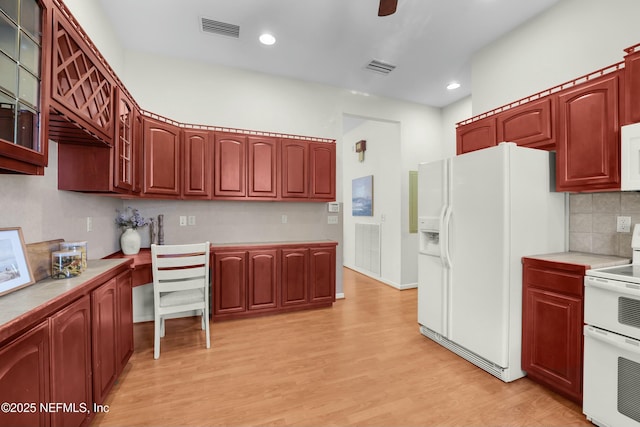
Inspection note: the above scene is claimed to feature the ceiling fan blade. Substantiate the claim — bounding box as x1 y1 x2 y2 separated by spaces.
378 0 397 16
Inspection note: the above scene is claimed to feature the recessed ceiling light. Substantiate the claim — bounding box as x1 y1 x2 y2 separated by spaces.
259 33 276 46
447 82 461 90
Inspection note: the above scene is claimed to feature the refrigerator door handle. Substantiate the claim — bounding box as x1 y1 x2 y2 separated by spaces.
438 205 447 264
442 205 453 268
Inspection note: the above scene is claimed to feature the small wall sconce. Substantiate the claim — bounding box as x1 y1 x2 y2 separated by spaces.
355 140 366 162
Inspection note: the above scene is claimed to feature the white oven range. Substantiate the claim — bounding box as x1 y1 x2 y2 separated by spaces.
584 226 640 427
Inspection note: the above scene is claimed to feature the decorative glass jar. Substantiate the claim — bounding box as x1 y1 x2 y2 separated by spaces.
51 251 83 279
59 241 88 271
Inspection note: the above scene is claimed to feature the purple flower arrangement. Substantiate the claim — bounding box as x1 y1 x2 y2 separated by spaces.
115 207 150 229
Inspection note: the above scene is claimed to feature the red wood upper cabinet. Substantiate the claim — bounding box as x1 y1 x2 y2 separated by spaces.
132 110 144 194
0 321 50 427
248 136 278 198
214 133 246 198
496 97 556 150
456 117 497 154
624 46 640 125
309 142 336 201
50 7 114 146
114 89 136 191
556 71 621 192
183 129 213 199
281 139 309 199
0 0 52 175
143 116 181 197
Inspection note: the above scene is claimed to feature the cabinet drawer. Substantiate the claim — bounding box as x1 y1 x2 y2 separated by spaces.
524 264 584 297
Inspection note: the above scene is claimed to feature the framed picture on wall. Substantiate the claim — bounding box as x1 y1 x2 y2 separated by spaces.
352 175 374 216
0 227 35 296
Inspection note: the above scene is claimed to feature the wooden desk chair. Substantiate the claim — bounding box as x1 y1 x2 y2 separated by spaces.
151 242 210 359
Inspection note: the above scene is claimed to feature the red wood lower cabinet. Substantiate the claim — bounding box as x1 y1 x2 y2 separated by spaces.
281 248 309 307
213 251 248 315
309 247 336 303
0 263 133 427
0 321 50 427
50 295 92 427
91 270 133 406
91 278 119 406
212 242 337 321
522 258 586 404
116 271 134 373
248 249 278 311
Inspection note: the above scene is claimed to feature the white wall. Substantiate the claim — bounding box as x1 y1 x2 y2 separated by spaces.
0 0 445 297
121 50 443 290
442 96 472 157
62 0 125 77
0 142 123 258
472 0 640 114
342 119 402 286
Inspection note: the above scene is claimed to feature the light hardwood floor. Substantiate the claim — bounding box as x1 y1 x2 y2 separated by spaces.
92 268 591 427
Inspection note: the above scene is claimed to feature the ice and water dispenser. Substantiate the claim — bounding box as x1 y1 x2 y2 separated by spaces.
419 216 441 256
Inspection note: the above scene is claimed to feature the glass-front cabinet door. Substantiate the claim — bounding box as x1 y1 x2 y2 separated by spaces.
0 0 50 174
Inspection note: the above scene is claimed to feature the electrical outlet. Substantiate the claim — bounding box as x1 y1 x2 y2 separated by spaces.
281 214 288 224
188 216 196 226
328 215 338 224
86 217 93 232
617 216 632 233
179 216 187 226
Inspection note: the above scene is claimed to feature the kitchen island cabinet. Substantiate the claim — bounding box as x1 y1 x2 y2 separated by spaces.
521 253 629 404
0 259 133 427
212 241 337 321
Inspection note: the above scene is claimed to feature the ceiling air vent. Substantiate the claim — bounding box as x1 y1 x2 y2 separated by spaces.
365 59 396 75
200 17 240 39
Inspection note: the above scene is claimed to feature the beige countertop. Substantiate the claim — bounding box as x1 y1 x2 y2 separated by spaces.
523 251 630 269
0 259 131 340
211 240 338 248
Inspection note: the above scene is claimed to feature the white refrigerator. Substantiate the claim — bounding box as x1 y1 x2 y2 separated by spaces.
417 142 565 382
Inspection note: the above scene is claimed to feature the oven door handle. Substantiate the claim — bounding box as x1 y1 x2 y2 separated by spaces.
585 326 640 354
585 276 640 298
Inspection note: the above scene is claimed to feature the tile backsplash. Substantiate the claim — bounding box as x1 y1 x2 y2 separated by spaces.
569 192 640 258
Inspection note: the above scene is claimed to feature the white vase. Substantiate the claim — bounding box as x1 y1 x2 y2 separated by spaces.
120 228 141 255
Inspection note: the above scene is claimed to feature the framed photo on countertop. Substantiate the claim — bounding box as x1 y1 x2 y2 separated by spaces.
0 227 35 296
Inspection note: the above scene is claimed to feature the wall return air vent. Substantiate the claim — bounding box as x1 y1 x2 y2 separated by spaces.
365 59 396 75
200 17 240 38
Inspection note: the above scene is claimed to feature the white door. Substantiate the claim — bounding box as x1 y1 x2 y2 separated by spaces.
448 145 510 366
417 160 449 334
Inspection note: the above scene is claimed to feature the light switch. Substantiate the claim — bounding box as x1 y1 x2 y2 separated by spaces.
179 216 187 226
188 216 196 226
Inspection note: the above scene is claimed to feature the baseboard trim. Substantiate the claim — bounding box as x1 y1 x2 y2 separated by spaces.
343 265 417 290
